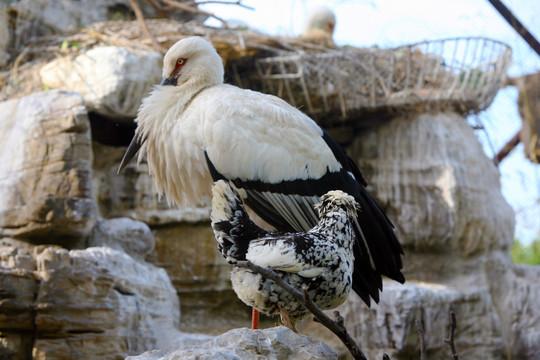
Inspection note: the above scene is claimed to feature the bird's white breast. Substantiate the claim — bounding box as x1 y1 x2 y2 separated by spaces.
135 83 343 208
136 85 213 207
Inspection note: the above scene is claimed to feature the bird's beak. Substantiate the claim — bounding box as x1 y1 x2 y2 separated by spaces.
160 77 177 86
117 135 146 174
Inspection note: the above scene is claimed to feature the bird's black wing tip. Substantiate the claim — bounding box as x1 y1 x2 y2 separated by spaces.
118 135 145 174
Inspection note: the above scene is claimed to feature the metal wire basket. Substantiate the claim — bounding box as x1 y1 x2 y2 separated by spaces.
255 37 512 122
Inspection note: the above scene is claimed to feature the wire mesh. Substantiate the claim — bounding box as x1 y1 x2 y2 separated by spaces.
256 37 512 122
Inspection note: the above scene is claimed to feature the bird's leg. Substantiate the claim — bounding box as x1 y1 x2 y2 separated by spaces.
251 308 260 329
279 308 298 333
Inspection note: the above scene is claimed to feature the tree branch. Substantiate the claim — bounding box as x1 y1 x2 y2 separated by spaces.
128 0 166 53
160 0 229 27
190 0 255 11
443 309 459 360
235 260 368 360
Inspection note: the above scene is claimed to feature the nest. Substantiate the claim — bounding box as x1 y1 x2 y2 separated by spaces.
254 37 512 125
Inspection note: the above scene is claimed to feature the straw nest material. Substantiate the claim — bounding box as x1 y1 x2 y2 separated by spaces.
255 37 512 126
1 20 511 127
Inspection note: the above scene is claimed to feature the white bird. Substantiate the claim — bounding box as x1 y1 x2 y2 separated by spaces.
299 5 337 48
211 180 357 332
118 36 404 326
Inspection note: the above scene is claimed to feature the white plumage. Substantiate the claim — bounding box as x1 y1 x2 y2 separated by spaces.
119 36 404 311
211 180 357 331
300 6 337 47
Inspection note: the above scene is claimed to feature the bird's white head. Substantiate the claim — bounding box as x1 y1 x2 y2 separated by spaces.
303 6 336 35
160 36 224 88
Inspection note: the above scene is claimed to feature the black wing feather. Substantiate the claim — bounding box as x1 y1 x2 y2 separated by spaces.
204 128 405 307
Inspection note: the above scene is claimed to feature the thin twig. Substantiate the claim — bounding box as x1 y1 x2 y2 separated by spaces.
443 309 459 360
416 320 427 360
11 46 30 84
235 260 368 360
190 0 255 11
128 0 166 53
161 0 229 27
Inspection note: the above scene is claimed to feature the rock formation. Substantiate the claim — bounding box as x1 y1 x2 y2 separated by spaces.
127 327 337 360
1 4 539 359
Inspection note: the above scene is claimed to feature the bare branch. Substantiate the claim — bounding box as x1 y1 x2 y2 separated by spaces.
128 0 166 53
443 309 459 360
235 260 368 360
190 0 255 11
416 320 427 360
160 0 229 27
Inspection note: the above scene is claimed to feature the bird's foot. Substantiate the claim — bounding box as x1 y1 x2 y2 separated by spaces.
279 308 299 333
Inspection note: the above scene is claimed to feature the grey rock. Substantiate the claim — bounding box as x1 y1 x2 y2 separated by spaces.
0 90 97 243
127 326 337 360
486 257 540 360
334 281 506 360
350 112 514 278
88 217 155 259
40 46 162 120
32 246 182 359
2 0 205 55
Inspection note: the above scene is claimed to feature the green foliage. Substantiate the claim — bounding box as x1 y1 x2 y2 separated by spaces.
60 40 81 50
511 238 540 265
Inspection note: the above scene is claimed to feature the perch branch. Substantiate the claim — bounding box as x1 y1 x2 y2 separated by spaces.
416 320 427 360
128 0 166 53
235 260 368 360
443 309 459 360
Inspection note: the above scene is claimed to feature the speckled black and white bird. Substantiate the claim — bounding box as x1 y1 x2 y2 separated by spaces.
211 180 358 331
118 37 405 326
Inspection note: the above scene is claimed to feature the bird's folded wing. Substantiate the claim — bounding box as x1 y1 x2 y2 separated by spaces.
246 235 330 278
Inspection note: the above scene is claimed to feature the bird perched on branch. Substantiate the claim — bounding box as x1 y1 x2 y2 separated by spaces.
119 36 404 327
211 180 358 332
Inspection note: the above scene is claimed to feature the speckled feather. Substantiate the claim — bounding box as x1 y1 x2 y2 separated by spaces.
211 180 358 322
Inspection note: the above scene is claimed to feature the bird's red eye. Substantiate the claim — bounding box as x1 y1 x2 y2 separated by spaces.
176 58 186 67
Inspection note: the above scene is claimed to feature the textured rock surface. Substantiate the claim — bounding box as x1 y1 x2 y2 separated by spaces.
127 326 337 360
350 112 515 279
0 90 96 243
1 0 205 59
87 217 155 260
337 281 505 360
40 46 162 120
0 3 9 67
486 257 540 360
0 244 187 359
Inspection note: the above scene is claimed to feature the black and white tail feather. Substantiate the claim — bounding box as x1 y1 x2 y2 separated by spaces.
211 181 271 264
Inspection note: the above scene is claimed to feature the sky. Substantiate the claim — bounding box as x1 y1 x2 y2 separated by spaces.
201 0 540 244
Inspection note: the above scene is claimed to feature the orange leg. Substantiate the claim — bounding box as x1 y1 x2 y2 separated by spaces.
251 307 260 329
